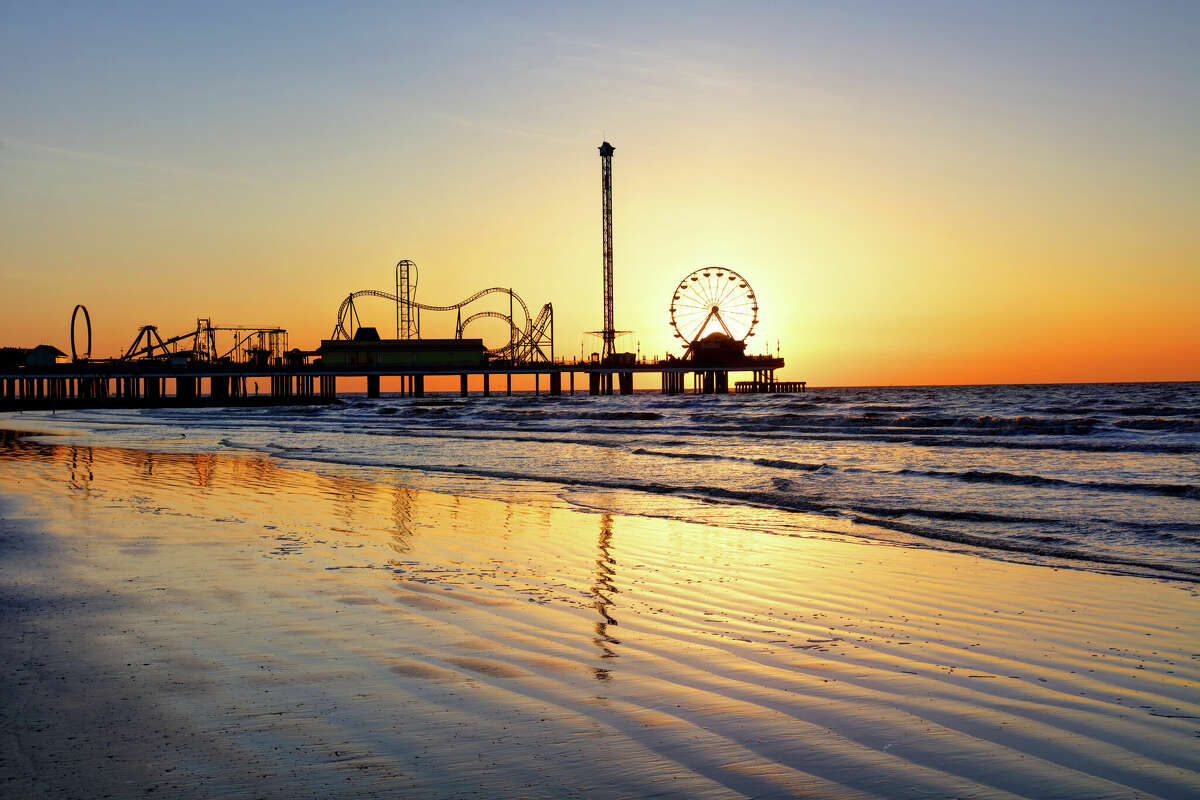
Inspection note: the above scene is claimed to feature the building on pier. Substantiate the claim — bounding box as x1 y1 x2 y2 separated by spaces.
0 345 69 369
316 328 486 369
689 332 746 364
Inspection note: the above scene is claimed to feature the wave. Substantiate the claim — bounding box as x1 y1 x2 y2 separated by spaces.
632 448 1198 499
632 447 827 472
1116 405 1198 417
1113 418 1200 432
727 431 1198 454
255 446 1200 580
898 468 1200 499
767 413 1103 435
840 513 1200 581
265 447 1044 524
576 411 664 421
14 382 1199 585
286 417 1198 456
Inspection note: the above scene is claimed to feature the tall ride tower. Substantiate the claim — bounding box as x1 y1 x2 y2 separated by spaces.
599 141 615 360
395 259 418 340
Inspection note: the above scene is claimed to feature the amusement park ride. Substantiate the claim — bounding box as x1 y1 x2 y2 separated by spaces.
119 320 287 366
1 141 798 409
65 303 288 368
329 260 555 366
670 267 758 362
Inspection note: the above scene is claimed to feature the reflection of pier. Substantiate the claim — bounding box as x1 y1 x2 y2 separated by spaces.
0 354 789 410
590 513 620 678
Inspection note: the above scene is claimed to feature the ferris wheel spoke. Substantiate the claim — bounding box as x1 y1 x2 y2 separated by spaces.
706 274 720 301
713 282 739 311
711 287 736 313
716 276 743 307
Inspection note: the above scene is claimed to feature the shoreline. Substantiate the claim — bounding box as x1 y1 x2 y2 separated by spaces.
3 418 1196 587
1 432 1198 797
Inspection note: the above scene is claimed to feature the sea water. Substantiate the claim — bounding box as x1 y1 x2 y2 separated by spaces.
5 382 1197 581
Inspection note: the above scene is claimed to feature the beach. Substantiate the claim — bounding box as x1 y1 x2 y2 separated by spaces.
5 0 1199 794
2 430 1197 798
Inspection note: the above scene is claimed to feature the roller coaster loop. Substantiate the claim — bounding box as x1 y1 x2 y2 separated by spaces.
70 304 91 361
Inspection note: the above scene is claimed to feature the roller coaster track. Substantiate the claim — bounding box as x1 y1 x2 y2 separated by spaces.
458 311 522 352
333 287 546 360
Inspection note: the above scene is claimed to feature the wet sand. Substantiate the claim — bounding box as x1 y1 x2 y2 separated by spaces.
1 433 1198 798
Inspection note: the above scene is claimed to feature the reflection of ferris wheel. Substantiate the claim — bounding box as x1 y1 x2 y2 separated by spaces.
669 267 758 344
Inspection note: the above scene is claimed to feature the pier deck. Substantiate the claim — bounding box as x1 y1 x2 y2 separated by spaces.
0 356 796 411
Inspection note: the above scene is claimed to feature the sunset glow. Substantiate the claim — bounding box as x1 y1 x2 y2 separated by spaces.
2 2 1197 386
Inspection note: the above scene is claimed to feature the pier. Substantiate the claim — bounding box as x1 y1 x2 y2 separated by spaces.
2 142 804 413
0 354 791 411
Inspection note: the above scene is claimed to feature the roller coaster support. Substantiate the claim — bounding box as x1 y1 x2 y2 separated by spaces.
124 325 170 360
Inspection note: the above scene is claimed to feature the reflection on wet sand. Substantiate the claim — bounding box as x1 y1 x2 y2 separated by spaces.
67 444 93 489
2 428 1199 799
389 486 416 555
590 513 620 678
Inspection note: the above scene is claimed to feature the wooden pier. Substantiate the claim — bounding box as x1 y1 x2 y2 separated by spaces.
0 356 800 411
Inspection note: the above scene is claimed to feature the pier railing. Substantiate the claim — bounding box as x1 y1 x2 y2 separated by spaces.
734 380 807 394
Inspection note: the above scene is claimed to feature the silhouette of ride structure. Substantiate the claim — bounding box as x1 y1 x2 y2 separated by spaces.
0 142 799 410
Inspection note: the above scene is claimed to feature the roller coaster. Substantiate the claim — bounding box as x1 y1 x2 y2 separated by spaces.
330 261 554 365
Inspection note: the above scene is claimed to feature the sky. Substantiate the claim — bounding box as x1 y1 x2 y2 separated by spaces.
1 1 1197 385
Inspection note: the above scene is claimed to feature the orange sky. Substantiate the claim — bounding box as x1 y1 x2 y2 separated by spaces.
2 4 1197 385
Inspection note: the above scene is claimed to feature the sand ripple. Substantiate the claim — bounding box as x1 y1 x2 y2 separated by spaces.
1 438 1197 798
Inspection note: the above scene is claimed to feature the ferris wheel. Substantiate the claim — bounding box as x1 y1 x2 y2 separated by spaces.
669 267 758 345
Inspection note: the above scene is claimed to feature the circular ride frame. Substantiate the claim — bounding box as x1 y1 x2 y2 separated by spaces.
669 267 758 346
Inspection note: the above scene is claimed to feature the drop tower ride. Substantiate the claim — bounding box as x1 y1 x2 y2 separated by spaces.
599 141 615 361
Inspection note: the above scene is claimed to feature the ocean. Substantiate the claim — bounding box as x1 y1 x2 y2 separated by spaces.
7 381 1197 582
